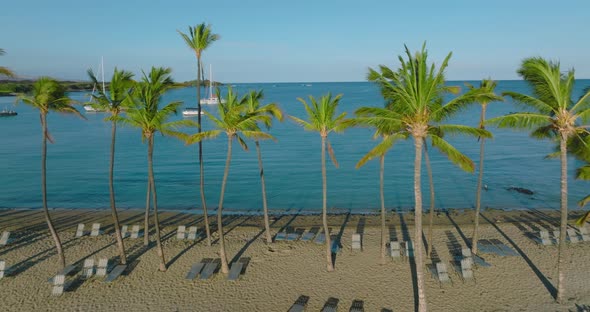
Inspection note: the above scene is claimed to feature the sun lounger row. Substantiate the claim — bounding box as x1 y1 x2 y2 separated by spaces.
186 257 250 281
535 227 590 246
389 240 413 259
176 225 198 240
75 223 102 237
288 295 369 312
0 231 10 246
51 258 127 296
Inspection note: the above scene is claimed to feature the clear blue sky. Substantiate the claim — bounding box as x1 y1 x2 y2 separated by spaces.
1 0 589 82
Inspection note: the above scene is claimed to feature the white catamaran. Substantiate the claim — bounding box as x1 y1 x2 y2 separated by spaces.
84 57 106 112
200 64 225 105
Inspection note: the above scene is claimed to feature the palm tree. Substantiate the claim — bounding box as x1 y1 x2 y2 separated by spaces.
243 90 283 244
351 107 405 263
178 23 220 247
181 87 273 273
468 80 503 255
290 93 348 272
17 77 84 269
119 67 188 272
488 60 590 302
0 48 15 77
367 44 492 312
87 68 135 264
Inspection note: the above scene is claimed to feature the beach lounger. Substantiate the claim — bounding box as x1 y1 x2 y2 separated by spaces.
453 258 474 283
187 226 198 240
301 227 319 242
186 258 211 280
177 226 186 240
104 265 127 283
321 297 339 312
82 258 94 278
0 260 6 279
130 225 141 239
390 241 401 258
96 258 109 277
48 264 78 283
288 295 310 312
352 233 362 251
331 235 341 253
0 231 10 246
199 258 220 280
478 239 505 256
403 241 413 258
227 260 244 281
286 231 302 241
121 225 129 238
429 262 451 285
472 254 491 268
275 231 287 242
314 233 326 244
52 274 68 296
75 224 85 237
90 223 101 237
537 230 552 246
349 299 364 312
567 228 580 243
489 239 519 256
580 226 590 242
553 230 564 244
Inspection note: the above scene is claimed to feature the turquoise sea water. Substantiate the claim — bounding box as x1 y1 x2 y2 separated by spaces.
1 80 589 213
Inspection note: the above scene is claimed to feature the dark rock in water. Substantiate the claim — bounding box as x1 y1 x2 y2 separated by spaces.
506 186 534 195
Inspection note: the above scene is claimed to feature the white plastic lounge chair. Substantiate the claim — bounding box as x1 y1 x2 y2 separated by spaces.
121 225 129 238
90 223 101 237
390 241 401 258
199 258 220 280
48 264 77 283
301 227 319 242
567 228 580 243
321 297 339 312
52 274 67 296
227 261 244 281
96 258 109 277
186 258 211 280
288 295 310 312
83 258 95 278
0 231 10 246
489 239 518 256
0 260 6 279
104 265 126 283
580 226 590 242
437 262 451 284
349 299 364 312
275 231 287 241
314 233 326 244
130 225 141 239
177 226 186 240
459 258 474 282
286 231 301 241
539 230 552 246
553 230 562 244
187 226 198 240
351 233 362 251
403 241 413 258
75 224 85 237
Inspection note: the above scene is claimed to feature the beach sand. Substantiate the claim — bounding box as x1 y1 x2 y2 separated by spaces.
0 208 588 311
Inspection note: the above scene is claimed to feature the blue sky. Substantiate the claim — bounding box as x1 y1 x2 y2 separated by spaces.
1 0 589 82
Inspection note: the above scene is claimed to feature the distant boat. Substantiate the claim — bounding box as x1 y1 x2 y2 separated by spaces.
182 107 203 117
84 57 107 113
0 109 17 117
200 64 226 105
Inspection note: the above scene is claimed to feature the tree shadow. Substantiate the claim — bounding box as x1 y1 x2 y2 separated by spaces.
332 211 351 268
389 223 398 242
481 213 557 300
356 216 366 235
445 211 471 248
399 213 419 311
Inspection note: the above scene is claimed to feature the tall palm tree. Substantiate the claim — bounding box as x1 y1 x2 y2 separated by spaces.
181 87 273 273
351 107 405 263
178 23 220 247
119 67 188 272
17 77 84 269
290 93 348 272
488 60 590 302
87 68 135 264
243 90 283 244
468 79 503 255
367 44 492 312
0 48 15 77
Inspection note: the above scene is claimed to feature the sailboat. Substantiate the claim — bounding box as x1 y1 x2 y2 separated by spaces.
199 64 225 105
84 57 106 112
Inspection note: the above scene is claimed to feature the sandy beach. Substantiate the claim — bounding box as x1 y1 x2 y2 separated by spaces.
0 208 589 311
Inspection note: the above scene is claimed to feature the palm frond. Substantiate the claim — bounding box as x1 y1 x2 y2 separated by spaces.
486 113 551 129
430 134 475 172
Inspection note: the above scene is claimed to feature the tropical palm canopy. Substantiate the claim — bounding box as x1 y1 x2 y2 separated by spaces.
0 48 15 77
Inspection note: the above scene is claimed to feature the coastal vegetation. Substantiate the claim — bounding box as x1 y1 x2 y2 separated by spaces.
487 58 590 302
290 93 348 272
178 23 220 247
16 77 85 270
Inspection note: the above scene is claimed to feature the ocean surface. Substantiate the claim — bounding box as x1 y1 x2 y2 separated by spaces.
1 80 590 214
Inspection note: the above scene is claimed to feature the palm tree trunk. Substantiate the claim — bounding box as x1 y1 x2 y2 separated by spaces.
148 137 167 272
256 141 273 244
144 178 151 246
472 104 487 255
413 136 427 312
196 56 212 247
556 134 568 303
380 154 387 263
109 120 126 264
218 135 233 274
322 135 334 272
41 113 65 270
424 141 435 259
